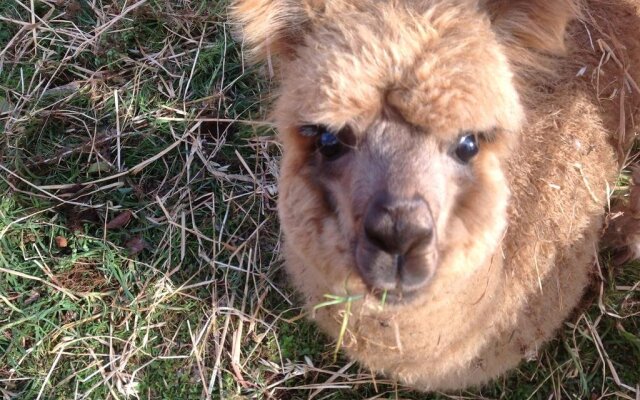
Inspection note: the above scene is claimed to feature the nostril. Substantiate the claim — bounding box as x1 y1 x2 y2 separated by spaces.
363 212 396 253
405 224 434 253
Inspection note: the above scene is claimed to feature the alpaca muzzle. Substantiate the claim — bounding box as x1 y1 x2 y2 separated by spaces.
355 190 438 300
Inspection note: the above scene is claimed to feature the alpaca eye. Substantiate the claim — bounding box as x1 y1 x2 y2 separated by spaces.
317 129 346 160
454 134 479 163
298 124 350 160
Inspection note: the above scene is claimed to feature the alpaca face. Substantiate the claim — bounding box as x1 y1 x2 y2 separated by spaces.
271 2 525 303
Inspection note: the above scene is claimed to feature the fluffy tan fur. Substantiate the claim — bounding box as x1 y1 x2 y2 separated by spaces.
232 0 640 391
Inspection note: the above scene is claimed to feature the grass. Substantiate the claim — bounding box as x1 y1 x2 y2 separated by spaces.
0 0 638 399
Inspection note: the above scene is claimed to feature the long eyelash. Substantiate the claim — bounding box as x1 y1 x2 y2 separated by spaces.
477 128 498 142
299 124 358 155
300 125 321 137
339 136 358 150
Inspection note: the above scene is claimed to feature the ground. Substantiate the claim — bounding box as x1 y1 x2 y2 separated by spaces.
0 1 639 399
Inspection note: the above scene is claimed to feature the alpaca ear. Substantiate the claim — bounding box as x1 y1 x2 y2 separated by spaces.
481 0 579 55
230 0 311 62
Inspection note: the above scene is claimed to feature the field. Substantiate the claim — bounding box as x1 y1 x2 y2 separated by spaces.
0 1 639 399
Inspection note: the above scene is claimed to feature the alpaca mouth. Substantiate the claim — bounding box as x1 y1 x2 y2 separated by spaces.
355 242 438 300
370 285 422 305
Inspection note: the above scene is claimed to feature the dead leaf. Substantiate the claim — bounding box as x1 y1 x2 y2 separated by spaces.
87 161 112 174
55 236 68 248
106 210 132 229
24 291 41 306
0 96 11 114
231 362 252 389
125 236 147 255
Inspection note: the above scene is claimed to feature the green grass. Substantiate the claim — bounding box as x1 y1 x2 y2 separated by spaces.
0 0 639 399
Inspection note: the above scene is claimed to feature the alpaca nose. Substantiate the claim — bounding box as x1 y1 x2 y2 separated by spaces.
356 191 437 295
363 192 435 256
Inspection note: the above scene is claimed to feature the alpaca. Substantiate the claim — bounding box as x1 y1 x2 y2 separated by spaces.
232 0 640 391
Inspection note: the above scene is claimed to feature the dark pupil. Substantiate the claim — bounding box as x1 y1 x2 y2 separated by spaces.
318 131 343 159
455 134 479 163
320 131 338 147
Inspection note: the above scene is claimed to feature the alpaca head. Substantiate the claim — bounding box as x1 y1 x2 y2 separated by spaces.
233 0 574 303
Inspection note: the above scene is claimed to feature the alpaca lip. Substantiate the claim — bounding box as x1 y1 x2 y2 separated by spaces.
371 286 421 305
355 237 438 294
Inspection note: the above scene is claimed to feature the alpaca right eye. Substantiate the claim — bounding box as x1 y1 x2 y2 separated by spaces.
298 124 351 160
317 129 346 160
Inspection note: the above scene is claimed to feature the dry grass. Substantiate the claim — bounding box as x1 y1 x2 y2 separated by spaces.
0 0 638 399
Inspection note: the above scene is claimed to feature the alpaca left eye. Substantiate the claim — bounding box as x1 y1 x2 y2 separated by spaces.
454 134 479 163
